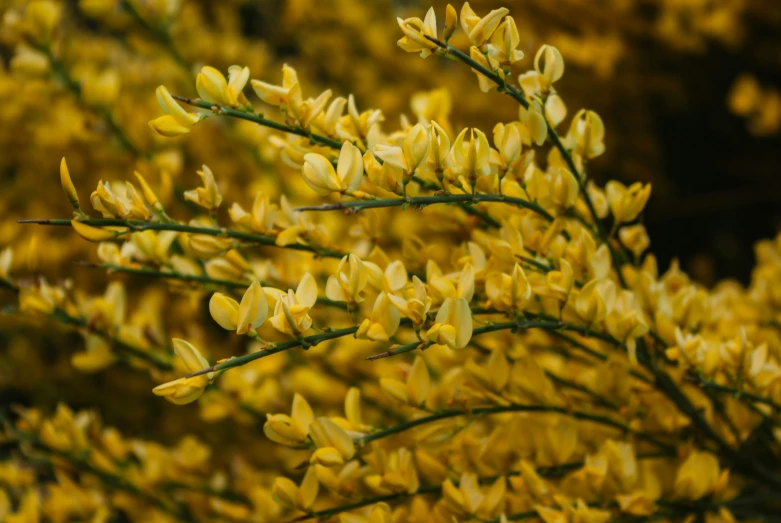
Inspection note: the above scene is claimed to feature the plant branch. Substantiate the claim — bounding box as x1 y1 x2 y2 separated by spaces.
295 192 554 221
19 218 345 259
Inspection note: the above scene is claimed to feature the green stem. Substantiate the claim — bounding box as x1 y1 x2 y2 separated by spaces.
357 403 674 453
692 377 781 412
173 96 343 149
18 218 345 259
295 193 554 221
366 316 621 361
173 99 503 229
186 326 361 377
87 262 346 309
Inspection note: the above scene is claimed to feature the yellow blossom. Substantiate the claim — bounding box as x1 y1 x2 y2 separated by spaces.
566 109 606 159
486 264 533 312
263 393 314 447
268 273 318 336
460 3 509 49
149 85 201 137
184 165 222 212
309 417 356 466
252 64 332 128
397 7 439 58
446 127 492 187
534 44 565 90
196 65 250 107
605 181 652 224
302 141 363 195
356 292 400 342
387 275 431 325
152 339 214 405
272 466 319 511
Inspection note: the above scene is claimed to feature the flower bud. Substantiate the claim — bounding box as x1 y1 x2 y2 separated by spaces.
71 220 115 242
534 45 564 87
60 158 80 211
444 4 457 42
209 292 240 331
237 280 268 334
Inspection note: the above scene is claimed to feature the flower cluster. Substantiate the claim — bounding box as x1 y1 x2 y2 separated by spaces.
1 2 780 523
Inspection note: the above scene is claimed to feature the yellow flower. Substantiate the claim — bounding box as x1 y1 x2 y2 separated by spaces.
493 122 523 172
184 165 222 212
533 258 574 302
309 417 356 466
252 64 332 128
90 180 149 220
549 167 580 211
71 220 116 242
444 4 457 42
380 356 430 407
619 224 651 258
59 158 80 212
460 3 509 49
518 101 548 145
149 85 200 137
133 172 161 210
605 290 649 364
487 16 524 65
565 109 606 159
268 273 318 336
187 233 232 259
374 123 430 181
424 120 451 180
237 280 269 335
196 65 250 107
152 339 214 405
396 7 439 58
272 467 319 511
446 127 492 187
468 46 502 93
263 393 314 447
673 451 721 500
302 141 363 195
326 254 369 306
485 264 532 312
364 449 420 496
575 278 617 324
387 275 431 326
534 44 565 90
605 181 652 224
356 292 400 342
426 296 473 349
443 472 505 517
229 191 279 234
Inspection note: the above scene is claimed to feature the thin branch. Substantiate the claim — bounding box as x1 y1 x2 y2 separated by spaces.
172 95 344 149
690 375 781 412
186 326 360 377
81 262 347 309
295 192 554 221
356 403 675 453
19 218 345 259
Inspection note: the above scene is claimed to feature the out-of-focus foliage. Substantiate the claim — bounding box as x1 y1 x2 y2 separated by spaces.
1 0 781 522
